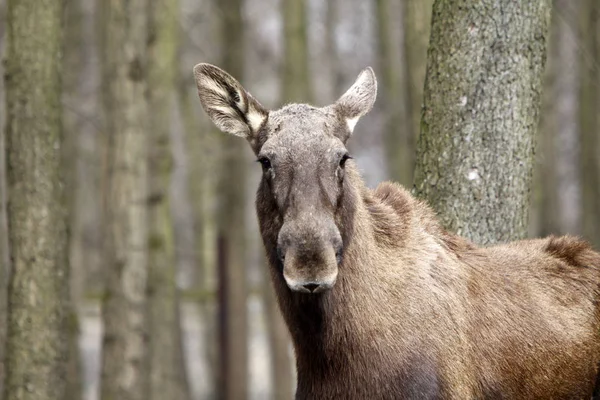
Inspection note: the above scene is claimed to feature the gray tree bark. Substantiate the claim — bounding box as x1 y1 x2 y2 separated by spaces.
3 0 70 399
413 0 553 245
146 0 190 398
99 1 150 399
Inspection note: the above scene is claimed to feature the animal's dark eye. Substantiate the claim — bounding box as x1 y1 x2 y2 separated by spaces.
257 157 271 171
339 154 352 168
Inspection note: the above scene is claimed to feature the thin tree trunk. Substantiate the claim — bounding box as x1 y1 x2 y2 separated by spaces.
3 0 69 399
216 0 249 397
375 0 412 185
404 0 433 154
99 1 150 399
146 0 190 398
413 0 553 245
551 0 583 235
324 0 343 101
179 82 212 292
179 85 219 398
581 0 600 246
533 6 560 238
63 0 85 398
282 0 312 103
0 0 10 395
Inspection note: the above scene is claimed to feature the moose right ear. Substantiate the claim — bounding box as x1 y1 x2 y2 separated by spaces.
193 63 268 139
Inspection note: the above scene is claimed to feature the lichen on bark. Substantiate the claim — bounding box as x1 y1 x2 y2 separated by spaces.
414 0 552 245
3 0 70 399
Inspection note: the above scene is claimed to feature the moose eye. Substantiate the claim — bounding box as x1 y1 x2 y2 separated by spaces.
339 154 352 168
257 157 271 171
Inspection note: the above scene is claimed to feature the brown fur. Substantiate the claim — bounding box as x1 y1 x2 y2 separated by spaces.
194 63 600 399
258 171 600 399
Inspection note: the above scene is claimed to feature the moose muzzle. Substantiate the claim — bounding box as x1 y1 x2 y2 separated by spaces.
278 219 343 294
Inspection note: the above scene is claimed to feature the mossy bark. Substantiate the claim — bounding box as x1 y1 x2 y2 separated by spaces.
146 0 190 399
99 1 150 399
216 0 248 397
3 0 69 399
414 0 552 245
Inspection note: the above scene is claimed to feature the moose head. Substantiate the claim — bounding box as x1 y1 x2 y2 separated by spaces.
194 63 377 294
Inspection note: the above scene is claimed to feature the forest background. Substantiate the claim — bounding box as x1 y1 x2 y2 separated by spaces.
0 0 598 399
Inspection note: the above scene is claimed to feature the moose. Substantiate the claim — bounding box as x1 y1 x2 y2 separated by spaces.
194 63 600 399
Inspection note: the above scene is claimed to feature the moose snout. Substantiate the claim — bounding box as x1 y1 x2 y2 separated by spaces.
278 223 342 294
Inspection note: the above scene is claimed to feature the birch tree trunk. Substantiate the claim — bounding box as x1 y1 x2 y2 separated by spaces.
99 1 150 399
3 0 69 399
146 0 190 398
413 0 552 245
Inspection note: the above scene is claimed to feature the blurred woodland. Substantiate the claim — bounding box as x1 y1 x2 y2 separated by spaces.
0 0 598 399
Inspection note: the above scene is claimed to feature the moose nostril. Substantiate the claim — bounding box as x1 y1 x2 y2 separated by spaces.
303 283 320 293
277 247 286 263
335 247 343 264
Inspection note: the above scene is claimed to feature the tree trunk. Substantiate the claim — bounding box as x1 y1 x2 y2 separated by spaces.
99 1 150 399
324 0 343 101
216 0 249 398
404 0 433 154
551 0 583 235
282 0 312 103
375 0 412 185
0 0 10 395
3 0 70 399
413 0 552 245
146 0 190 399
581 0 600 246
63 0 85 398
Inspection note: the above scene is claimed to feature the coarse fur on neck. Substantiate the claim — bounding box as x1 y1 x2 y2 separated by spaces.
257 163 600 399
258 163 469 398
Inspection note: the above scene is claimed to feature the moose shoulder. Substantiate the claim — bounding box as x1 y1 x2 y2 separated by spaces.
193 63 600 399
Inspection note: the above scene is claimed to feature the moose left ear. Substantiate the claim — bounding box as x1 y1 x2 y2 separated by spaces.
193 63 268 139
333 67 377 140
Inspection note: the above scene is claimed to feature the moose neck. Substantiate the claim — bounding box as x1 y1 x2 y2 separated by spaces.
256 165 387 369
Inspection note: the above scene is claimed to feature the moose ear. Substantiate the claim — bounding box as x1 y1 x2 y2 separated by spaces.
193 63 268 138
333 67 377 138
